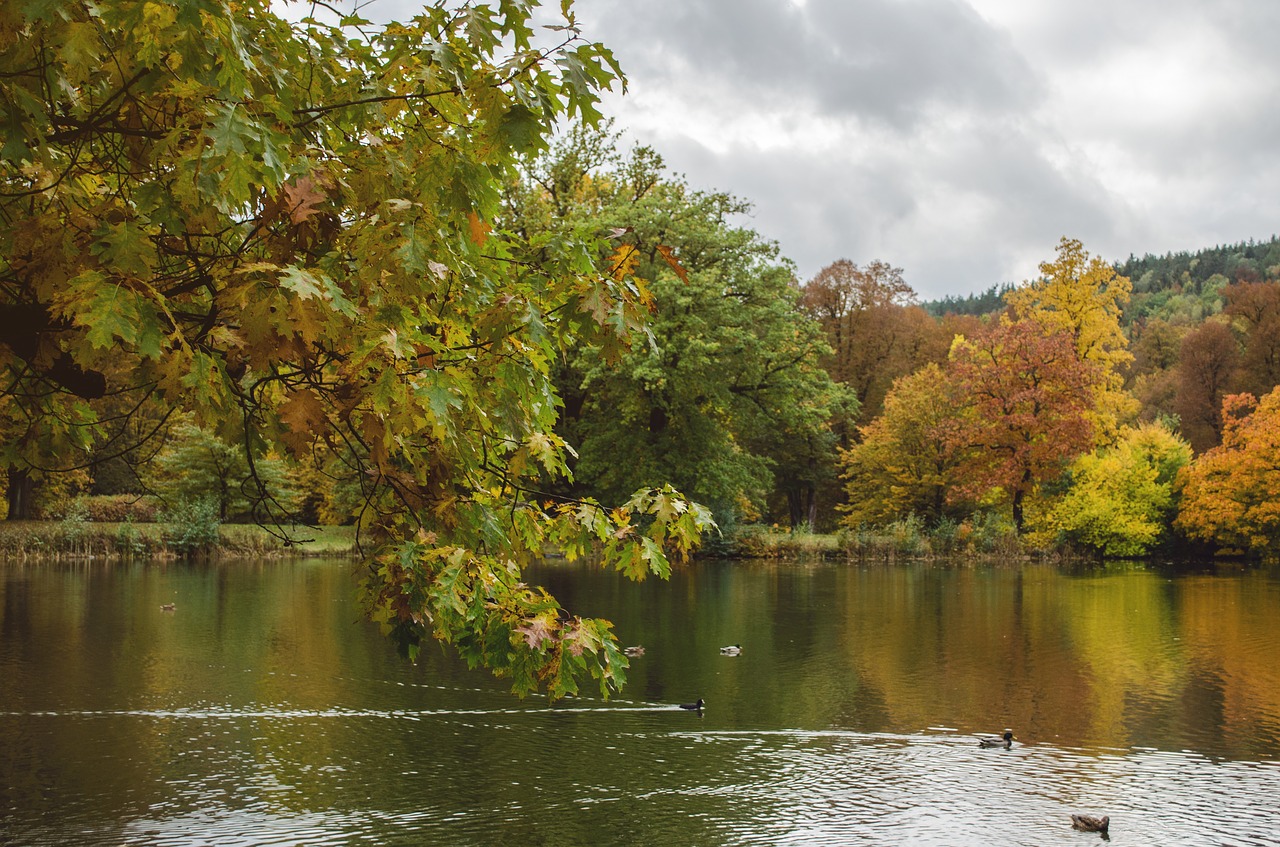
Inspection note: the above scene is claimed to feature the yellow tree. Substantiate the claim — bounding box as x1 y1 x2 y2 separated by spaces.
1050 422 1192 556
1005 237 1137 443
839 363 964 526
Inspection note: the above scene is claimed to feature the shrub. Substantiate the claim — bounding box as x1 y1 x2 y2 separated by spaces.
59 498 90 544
162 497 221 556
82 494 160 523
966 511 1019 554
888 514 927 556
930 516 962 554
113 516 146 556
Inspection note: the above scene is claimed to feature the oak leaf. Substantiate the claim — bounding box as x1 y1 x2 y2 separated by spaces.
515 615 556 650
278 389 328 454
655 244 688 283
283 177 326 224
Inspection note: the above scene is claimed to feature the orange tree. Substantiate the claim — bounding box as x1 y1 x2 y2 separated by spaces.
1004 237 1136 444
0 0 712 697
1176 390 1280 555
947 318 1097 530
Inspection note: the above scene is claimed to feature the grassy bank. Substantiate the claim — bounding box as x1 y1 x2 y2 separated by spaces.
1 518 1056 565
720 518 1038 562
0 521 359 561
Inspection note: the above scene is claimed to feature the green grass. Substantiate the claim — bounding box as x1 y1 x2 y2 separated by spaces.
0 520 358 560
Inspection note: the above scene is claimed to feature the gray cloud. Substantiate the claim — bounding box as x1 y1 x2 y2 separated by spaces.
347 0 1280 299
583 0 1038 130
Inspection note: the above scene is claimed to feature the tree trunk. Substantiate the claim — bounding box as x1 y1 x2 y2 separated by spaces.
6 467 36 520
787 489 803 529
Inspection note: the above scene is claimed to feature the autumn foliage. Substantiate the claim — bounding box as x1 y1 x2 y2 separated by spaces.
1176 390 1280 555
947 319 1097 529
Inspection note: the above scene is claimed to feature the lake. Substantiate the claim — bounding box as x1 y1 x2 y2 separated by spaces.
2 557 1278 845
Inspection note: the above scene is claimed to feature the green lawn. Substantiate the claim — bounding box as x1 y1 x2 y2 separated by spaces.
0 520 359 559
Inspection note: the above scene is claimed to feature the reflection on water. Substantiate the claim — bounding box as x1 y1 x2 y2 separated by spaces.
1 558 1279 846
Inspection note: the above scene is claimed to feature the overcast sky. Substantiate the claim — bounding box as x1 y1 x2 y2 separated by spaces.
348 0 1280 300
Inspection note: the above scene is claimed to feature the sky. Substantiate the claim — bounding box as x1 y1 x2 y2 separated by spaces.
331 0 1280 300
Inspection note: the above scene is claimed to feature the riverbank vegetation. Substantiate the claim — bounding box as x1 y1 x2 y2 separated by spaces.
0 518 357 561
4 1 1280 695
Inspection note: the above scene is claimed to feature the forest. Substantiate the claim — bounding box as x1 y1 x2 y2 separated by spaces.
4 0 1280 694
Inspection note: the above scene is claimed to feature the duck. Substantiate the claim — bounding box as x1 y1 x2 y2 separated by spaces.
160 603 176 612
977 729 1015 748
678 698 705 711
1070 814 1109 833
623 645 645 657
719 644 742 656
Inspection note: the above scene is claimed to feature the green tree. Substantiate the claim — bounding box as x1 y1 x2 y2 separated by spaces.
1 0 711 697
511 129 849 528
1050 422 1192 556
146 421 299 521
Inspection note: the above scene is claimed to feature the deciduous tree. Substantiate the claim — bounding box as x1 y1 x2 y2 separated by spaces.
1174 321 1241 452
1005 237 1136 442
510 129 849 528
947 319 1097 530
1176 390 1280 555
839 363 964 527
1 0 711 697
1050 422 1192 556
1224 280 1280 397
801 259 939 427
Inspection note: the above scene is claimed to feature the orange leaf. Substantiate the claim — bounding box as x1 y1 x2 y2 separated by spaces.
278 388 327 454
467 212 491 247
282 177 326 224
656 244 688 283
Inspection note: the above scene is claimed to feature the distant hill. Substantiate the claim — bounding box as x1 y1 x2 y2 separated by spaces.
1118 236 1280 294
921 283 1014 317
922 236 1280 319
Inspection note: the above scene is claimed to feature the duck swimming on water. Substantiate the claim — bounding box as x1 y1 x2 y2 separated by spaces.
1071 814 1109 833
977 729 1015 748
719 644 742 656
623 645 645 657
679 698 705 711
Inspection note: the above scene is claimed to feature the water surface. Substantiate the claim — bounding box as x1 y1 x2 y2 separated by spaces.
2 558 1278 845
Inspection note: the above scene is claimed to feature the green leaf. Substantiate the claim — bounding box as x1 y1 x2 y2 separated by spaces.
279 266 324 300
91 220 157 276
81 282 138 350
495 104 545 155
